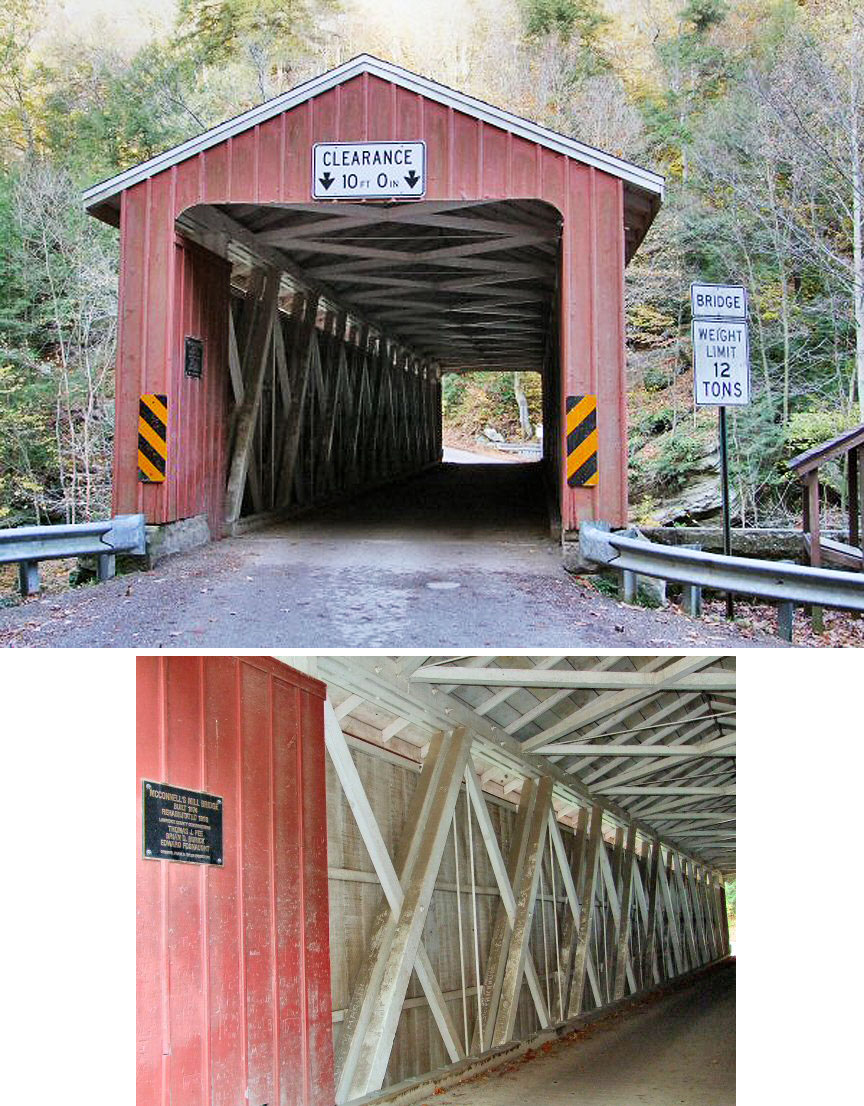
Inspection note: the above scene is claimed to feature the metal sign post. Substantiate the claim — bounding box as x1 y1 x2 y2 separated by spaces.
718 406 733 619
690 283 750 620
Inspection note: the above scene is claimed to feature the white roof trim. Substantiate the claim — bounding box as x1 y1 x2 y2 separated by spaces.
82 54 664 210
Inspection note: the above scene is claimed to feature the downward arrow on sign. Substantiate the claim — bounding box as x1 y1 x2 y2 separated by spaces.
405 170 420 188
319 172 334 190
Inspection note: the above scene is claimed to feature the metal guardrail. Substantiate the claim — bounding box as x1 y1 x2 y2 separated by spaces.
580 522 864 637
0 514 146 596
492 442 543 455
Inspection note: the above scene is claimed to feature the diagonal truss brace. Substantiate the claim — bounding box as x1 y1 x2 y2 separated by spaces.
464 766 551 1033
547 811 603 1011
324 704 468 1100
491 776 554 1046
612 824 638 1000
597 831 638 996
338 723 473 1100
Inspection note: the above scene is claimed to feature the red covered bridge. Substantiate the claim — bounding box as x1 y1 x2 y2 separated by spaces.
85 55 663 547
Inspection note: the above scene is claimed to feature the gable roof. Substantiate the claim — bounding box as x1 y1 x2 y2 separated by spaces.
82 53 664 211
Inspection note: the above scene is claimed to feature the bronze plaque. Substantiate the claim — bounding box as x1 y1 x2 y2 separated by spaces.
142 780 223 865
184 336 203 378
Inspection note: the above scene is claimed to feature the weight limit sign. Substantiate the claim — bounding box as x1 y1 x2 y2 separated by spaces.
691 319 750 407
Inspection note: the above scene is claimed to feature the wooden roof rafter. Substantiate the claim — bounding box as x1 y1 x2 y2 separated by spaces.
293 654 735 876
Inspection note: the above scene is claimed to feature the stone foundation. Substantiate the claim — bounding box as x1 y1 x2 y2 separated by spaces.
144 514 211 565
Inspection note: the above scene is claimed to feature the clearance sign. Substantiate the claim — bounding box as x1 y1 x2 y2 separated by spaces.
312 141 426 199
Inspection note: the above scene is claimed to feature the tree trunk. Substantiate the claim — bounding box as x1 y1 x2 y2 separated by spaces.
514 372 532 439
851 65 864 421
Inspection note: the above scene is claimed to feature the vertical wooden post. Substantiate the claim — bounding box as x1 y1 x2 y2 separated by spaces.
557 806 588 995
224 269 280 523
612 824 637 999
806 471 822 567
492 776 554 1046
607 826 625 996
805 471 824 630
472 781 536 1053
567 804 603 1017
276 292 320 509
717 876 731 956
657 850 684 976
642 838 661 987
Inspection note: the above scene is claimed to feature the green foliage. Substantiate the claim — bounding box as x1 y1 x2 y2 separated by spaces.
642 365 671 393
681 0 728 34
655 435 705 493
636 407 674 436
39 43 203 179
628 304 677 348
590 572 619 597
521 0 607 43
636 582 664 609
442 372 542 440
0 358 58 522
785 410 857 456
724 878 736 923
177 0 332 67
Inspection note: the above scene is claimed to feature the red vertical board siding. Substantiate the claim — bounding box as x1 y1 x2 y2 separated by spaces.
339 73 366 141
511 134 538 196
136 657 165 1106
593 173 628 525
163 656 207 1106
136 656 334 1106
298 687 332 1096
366 74 394 141
311 86 338 145
202 657 246 1106
480 123 508 198
394 86 421 141
229 130 258 202
117 76 632 532
258 121 282 202
540 148 566 214
422 99 450 197
272 678 304 1105
453 112 479 197
284 102 311 199
202 144 229 203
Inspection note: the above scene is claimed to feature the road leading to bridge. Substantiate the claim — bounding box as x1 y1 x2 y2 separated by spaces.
434 963 735 1106
0 464 784 647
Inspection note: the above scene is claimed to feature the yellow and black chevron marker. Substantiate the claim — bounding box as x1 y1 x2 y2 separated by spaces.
138 394 168 483
566 394 598 487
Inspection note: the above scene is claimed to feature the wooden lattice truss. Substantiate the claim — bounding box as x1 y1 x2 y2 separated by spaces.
304 655 734 1102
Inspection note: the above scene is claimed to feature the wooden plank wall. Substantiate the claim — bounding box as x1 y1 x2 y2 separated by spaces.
136 656 334 1106
327 742 557 1089
326 740 724 1092
230 296 441 524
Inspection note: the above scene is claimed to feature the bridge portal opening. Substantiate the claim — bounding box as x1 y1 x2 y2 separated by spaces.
441 369 544 464
178 198 562 535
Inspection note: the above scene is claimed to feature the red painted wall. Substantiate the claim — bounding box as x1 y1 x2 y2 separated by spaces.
136 656 334 1106
115 70 628 532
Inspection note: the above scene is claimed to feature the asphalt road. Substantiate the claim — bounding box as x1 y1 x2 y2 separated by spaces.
433 963 736 1106
0 463 784 648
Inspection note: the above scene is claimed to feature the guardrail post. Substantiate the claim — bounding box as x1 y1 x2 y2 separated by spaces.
621 569 637 604
97 554 116 583
681 582 702 617
777 601 794 642
18 561 40 596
